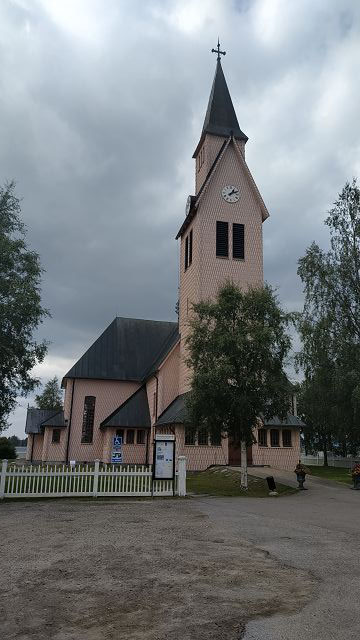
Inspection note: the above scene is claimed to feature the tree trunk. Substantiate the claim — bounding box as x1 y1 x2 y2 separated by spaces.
240 441 248 490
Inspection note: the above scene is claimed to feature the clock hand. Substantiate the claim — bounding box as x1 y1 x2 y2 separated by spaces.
229 189 237 196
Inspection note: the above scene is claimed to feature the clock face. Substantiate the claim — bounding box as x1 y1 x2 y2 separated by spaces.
222 185 240 203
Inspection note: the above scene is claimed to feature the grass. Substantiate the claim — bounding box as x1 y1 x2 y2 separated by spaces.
306 465 353 485
187 467 297 498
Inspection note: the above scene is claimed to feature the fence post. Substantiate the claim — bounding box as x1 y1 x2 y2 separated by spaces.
0 459 8 500
177 456 186 497
93 459 100 498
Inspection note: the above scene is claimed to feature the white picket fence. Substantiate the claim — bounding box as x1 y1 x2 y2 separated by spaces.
0 457 186 499
301 455 360 469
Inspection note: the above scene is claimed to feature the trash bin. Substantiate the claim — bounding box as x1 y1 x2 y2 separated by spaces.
266 476 276 492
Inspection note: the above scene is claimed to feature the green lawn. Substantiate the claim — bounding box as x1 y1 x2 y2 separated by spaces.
306 465 353 485
187 467 297 498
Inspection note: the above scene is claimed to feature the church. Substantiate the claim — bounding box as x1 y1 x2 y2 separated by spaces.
26 47 303 470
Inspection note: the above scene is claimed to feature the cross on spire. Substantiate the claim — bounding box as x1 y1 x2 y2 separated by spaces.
211 38 226 61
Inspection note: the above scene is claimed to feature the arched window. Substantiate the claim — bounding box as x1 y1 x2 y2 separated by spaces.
81 396 96 444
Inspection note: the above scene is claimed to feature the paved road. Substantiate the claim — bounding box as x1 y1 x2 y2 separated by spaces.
196 470 360 639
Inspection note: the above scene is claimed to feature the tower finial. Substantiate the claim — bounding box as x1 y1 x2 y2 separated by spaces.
211 38 226 62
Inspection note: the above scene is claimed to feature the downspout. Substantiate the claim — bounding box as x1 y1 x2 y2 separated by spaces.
147 374 159 466
65 379 76 464
30 433 35 463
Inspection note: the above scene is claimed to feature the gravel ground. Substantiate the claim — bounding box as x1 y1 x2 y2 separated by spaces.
0 497 315 640
197 471 360 640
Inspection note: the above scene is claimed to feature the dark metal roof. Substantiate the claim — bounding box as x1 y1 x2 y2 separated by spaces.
155 393 189 426
43 411 66 427
156 394 305 430
101 386 151 428
263 414 306 428
25 408 63 434
193 59 248 158
63 317 178 383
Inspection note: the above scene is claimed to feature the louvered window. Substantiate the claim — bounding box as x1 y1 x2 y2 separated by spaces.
233 223 244 259
81 396 96 443
185 235 189 270
216 221 228 257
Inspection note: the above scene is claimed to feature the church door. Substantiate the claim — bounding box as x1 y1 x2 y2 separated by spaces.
228 441 253 466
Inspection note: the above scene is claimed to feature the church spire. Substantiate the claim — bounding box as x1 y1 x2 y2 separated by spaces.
194 44 248 157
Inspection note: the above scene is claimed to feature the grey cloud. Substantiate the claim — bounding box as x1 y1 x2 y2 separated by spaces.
1 0 359 435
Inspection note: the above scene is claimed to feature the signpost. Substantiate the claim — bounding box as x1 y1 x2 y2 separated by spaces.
111 435 123 464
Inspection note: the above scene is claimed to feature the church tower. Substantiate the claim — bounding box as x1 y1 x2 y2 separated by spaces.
177 44 269 393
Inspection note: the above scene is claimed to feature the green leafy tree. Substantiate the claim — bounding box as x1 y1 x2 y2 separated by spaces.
186 282 292 488
0 181 49 431
296 180 360 457
0 437 16 460
35 376 63 410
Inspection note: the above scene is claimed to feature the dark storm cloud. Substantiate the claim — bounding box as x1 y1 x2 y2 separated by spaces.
1 0 359 434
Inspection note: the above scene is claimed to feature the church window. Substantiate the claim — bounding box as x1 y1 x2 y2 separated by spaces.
81 396 96 444
189 229 193 266
197 427 209 445
185 426 196 445
270 429 280 447
52 429 61 444
137 429 146 445
185 230 193 271
116 429 124 443
197 146 205 172
282 429 292 447
233 223 244 259
185 235 189 270
258 428 267 447
216 221 229 257
126 429 135 444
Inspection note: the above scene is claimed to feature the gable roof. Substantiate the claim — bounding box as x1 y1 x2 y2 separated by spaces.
100 386 151 428
63 317 178 384
155 393 189 426
193 59 248 158
25 408 65 434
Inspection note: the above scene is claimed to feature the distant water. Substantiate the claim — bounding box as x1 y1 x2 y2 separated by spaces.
15 446 27 458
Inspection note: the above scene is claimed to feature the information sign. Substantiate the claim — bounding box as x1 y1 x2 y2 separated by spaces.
111 435 123 464
153 434 175 480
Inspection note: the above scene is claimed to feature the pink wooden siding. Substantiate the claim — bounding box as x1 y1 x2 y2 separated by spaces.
252 428 301 471
26 435 33 461
66 379 140 462
42 427 67 462
155 425 229 471
179 136 264 393
157 342 180 416
31 434 44 462
102 428 147 464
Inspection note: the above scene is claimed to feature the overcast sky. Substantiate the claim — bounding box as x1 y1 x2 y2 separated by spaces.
1 0 360 437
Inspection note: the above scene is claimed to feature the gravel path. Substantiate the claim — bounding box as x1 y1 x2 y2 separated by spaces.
0 497 315 640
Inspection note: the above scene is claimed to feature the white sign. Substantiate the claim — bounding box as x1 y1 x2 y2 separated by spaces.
154 437 175 479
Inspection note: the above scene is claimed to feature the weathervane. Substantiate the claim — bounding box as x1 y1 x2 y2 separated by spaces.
211 38 226 61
